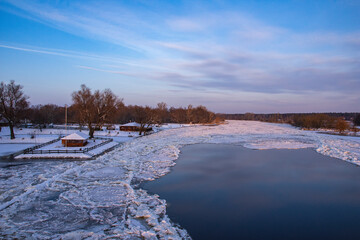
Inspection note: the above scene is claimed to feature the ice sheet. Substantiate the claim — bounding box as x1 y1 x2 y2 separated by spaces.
1 120 359 239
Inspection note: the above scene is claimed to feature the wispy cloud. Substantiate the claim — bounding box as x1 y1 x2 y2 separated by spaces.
76 65 134 76
1 0 360 111
0 43 139 64
0 43 179 74
0 44 79 58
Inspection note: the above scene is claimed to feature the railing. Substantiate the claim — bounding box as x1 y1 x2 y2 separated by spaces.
26 149 85 154
23 137 61 154
24 137 113 155
84 138 112 152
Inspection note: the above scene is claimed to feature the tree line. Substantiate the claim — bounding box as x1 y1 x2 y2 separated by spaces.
1 80 358 139
218 112 360 134
0 81 217 139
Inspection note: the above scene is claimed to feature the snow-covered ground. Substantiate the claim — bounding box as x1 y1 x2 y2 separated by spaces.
15 139 120 159
0 126 144 157
0 143 37 156
1 120 359 239
0 127 138 142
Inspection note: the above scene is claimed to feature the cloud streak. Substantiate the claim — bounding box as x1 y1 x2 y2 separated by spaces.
1 0 359 111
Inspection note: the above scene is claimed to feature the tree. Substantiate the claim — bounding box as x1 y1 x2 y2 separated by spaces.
335 118 349 134
244 112 255 120
133 105 155 135
72 85 122 138
29 104 65 125
0 80 29 139
111 101 126 123
185 105 214 124
170 107 187 123
190 105 206 123
154 102 169 124
186 105 193 123
354 114 360 126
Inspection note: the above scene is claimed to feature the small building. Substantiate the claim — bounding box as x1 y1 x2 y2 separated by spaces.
120 122 152 132
61 132 88 147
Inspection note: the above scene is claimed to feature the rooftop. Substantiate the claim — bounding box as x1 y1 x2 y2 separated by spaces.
121 122 141 127
61 132 89 140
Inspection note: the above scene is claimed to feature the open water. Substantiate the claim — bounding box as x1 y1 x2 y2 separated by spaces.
143 144 360 240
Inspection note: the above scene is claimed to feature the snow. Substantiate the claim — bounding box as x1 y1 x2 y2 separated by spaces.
0 135 57 144
15 139 120 159
61 132 88 140
1 120 360 239
121 122 141 127
87 141 119 156
0 127 138 157
0 144 36 156
41 138 102 150
0 126 140 142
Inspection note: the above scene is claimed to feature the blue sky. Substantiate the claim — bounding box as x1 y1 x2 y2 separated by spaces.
0 0 359 113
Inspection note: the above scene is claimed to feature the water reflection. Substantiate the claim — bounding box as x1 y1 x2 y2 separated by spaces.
143 144 360 240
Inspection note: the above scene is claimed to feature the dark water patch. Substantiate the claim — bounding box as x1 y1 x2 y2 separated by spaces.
143 144 360 240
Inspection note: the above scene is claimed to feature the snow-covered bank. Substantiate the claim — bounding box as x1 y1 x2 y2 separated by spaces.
0 126 138 157
1 121 359 239
15 140 120 159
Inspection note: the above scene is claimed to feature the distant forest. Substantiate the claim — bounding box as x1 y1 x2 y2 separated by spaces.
218 112 360 132
218 112 358 122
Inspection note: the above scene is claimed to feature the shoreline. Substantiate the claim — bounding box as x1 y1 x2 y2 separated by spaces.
1 120 359 239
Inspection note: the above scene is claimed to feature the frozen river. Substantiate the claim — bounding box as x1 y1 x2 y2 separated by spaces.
143 144 360 240
1 121 359 239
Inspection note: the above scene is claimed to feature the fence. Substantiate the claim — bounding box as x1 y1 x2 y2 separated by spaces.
24 137 113 155
84 138 112 152
22 137 61 154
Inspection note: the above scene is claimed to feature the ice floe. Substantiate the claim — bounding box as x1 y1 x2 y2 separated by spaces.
1 120 359 239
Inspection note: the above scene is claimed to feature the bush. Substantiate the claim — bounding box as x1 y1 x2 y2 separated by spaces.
335 118 349 134
292 114 336 129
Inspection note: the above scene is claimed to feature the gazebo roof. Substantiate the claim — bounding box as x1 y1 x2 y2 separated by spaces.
121 122 141 127
61 132 89 140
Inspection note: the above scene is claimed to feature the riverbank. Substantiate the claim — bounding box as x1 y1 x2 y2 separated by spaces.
1 120 359 239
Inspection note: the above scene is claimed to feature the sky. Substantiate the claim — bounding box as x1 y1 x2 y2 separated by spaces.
0 0 359 113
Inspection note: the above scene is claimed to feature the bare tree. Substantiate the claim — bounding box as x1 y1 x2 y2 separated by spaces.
190 105 214 123
72 85 122 138
186 105 193 123
93 89 122 129
110 101 126 123
133 105 155 135
170 107 187 123
29 104 65 125
0 80 29 139
154 102 169 125
335 118 349 134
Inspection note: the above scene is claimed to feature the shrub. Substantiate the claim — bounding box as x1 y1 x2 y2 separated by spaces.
335 118 349 134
